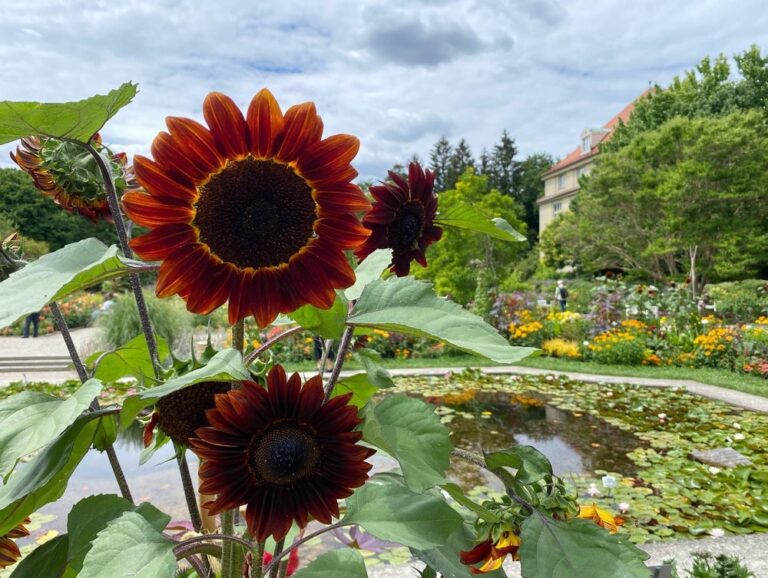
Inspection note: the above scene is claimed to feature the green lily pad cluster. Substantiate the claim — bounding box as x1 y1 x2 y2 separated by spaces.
391 371 768 543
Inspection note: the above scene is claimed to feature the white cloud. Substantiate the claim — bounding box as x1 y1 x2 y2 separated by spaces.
0 0 767 180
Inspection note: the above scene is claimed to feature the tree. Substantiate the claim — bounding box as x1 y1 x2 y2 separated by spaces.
428 137 453 192
0 168 117 250
543 112 768 291
413 169 527 303
606 45 768 153
487 130 519 196
446 138 474 190
514 153 554 242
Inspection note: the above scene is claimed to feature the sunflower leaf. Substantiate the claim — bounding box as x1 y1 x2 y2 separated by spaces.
362 395 450 492
343 474 463 550
292 548 369 578
0 83 138 145
349 277 536 364
79 511 175 578
10 534 70 578
485 445 554 485
436 203 526 242
0 379 102 480
86 333 171 384
519 516 649 578
0 238 145 330
345 248 393 300
289 293 348 339
333 373 379 408
355 350 394 389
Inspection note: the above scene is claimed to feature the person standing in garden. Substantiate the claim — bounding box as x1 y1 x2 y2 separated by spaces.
555 280 569 312
21 311 39 338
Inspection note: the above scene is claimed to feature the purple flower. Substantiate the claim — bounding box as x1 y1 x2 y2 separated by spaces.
331 525 399 552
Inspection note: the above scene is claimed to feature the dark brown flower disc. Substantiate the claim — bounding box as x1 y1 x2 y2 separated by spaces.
156 381 232 445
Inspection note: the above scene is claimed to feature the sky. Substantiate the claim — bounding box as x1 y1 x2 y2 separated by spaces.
1 0 767 181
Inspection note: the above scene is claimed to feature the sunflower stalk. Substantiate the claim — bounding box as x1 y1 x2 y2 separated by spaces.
261 521 350 576
244 326 303 365
267 538 285 578
323 324 354 401
49 300 134 503
251 541 266 578
81 141 162 377
177 451 204 533
277 559 289 578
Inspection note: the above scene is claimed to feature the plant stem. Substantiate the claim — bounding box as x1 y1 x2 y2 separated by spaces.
323 324 354 401
82 142 161 376
251 541 265 578
177 452 204 533
318 338 333 380
244 326 303 365
261 522 350 576
175 533 254 551
267 539 284 578
49 300 134 502
277 560 289 578
451 448 486 468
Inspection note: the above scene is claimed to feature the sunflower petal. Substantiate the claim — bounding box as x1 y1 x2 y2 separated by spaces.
275 102 323 163
298 134 359 181
132 155 198 201
155 244 212 297
151 131 211 185
129 224 198 261
122 191 194 227
166 116 225 173
247 88 284 158
204 92 249 159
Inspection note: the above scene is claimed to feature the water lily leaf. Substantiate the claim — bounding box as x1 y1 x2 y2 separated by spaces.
0 238 143 329
0 379 102 480
343 474 463 550
345 248 393 300
292 548 369 577
0 82 138 145
519 516 649 578
79 511 175 578
436 203 526 242
349 277 536 363
0 414 101 535
362 395 450 492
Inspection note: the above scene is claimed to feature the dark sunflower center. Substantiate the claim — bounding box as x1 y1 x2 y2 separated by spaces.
249 423 320 485
193 158 317 269
388 200 425 250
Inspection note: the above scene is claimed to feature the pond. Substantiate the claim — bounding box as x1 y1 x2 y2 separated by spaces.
30 388 642 536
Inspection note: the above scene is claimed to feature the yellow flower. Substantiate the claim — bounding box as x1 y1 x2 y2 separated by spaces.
578 503 623 533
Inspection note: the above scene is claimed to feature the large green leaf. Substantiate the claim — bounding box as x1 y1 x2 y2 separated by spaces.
0 379 102 480
519 516 649 578
345 249 393 300
485 446 554 486
0 238 143 329
436 203 526 242
292 548 369 578
79 511 175 578
349 277 536 364
66 494 170 573
87 333 170 383
121 348 249 429
411 523 506 578
343 474 463 550
0 83 138 145
333 374 380 408
362 395 450 492
441 483 500 523
355 350 394 389
10 534 70 578
0 414 100 535
289 293 348 339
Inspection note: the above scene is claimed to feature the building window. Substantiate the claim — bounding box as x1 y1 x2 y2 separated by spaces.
553 202 563 216
558 174 566 189
581 135 591 153
578 166 588 178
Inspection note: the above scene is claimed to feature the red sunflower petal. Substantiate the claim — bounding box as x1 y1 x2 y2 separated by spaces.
129 224 198 261
275 102 324 163
166 116 225 173
184 262 235 315
288 255 336 310
313 183 371 214
155 244 213 298
247 88 284 158
132 155 198 201
250 267 284 328
298 134 359 181
122 191 194 227
151 131 211 185
203 92 249 160
228 269 256 324
314 215 370 249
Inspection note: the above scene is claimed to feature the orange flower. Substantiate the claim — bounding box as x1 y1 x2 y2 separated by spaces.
578 503 623 533
460 530 520 574
0 518 30 568
124 89 371 326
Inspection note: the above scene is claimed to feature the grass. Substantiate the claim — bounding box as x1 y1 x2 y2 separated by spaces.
286 354 768 398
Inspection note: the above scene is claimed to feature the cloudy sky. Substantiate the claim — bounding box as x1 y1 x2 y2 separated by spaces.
1 0 766 180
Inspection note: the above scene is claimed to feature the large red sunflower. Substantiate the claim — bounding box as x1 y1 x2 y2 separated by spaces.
355 161 442 276
123 90 371 326
190 365 374 542
0 518 30 569
10 135 133 222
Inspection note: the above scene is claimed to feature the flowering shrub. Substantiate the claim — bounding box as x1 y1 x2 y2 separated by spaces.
693 327 738 368
542 338 581 359
585 326 649 366
508 310 546 346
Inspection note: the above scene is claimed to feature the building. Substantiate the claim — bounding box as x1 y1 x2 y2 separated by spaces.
537 97 639 236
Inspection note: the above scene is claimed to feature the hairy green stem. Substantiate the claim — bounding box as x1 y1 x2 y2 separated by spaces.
277 559 289 578
323 324 354 401
267 538 285 578
49 300 133 502
177 452 204 532
251 541 266 578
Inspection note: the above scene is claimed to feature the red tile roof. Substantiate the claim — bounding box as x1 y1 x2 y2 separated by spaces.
543 94 643 176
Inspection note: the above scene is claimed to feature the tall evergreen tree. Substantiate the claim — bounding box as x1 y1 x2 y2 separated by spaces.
488 130 519 196
516 153 554 242
478 147 491 176
429 136 452 192
446 138 474 190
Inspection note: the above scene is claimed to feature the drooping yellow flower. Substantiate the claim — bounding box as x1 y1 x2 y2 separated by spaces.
578 503 623 533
